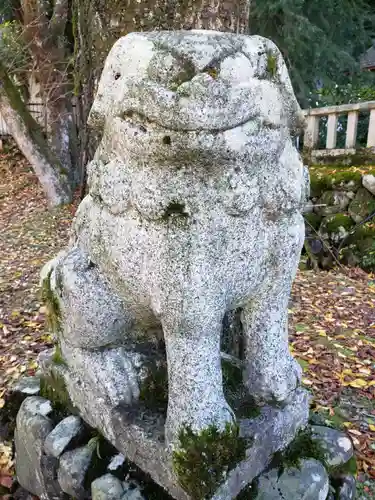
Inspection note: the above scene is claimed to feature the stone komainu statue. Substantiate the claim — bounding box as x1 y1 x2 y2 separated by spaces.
42 31 309 446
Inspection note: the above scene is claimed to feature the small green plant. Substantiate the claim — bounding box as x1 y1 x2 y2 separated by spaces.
52 343 66 366
41 270 61 333
172 422 248 499
40 372 74 419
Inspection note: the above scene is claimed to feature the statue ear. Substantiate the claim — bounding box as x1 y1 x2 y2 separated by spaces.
262 38 306 136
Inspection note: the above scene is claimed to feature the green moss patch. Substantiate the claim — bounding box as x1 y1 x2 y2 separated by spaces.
320 213 354 235
272 427 327 474
304 213 322 231
172 422 249 499
52 343 67 366
40 371 75 420
308 165 375 198
139 359 168 413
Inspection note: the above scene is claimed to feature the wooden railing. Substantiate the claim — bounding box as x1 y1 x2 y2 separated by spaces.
303 100 375 158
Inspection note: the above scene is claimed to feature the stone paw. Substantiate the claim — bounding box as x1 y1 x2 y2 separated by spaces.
244 355 302 405
65 345 144 407
166 395 236 447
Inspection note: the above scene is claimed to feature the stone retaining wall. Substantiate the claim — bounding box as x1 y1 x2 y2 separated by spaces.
304 165 375 270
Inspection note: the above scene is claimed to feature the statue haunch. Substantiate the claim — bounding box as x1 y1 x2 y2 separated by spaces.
43 31 309 446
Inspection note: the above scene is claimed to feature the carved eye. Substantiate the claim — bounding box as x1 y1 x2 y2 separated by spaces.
114 72 121 80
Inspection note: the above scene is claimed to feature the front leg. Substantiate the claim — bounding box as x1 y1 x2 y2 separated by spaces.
161 304 235 447
242 214 304 404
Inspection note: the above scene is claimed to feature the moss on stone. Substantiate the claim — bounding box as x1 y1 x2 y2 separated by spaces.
348 188 375 222
272 427 327 474
139 360 168 413
266 50 277 78
308 164 375 198
40 371 75 419
172 422 248 499
52 343 66 366
41 270 61 333
304 212 322 231
320 214 354 234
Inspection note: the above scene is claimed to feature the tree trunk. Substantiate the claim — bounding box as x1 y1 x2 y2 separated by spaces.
0 63 72 206
21 0 78 185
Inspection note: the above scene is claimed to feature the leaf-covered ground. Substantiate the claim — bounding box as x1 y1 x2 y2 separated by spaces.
0 145 374 496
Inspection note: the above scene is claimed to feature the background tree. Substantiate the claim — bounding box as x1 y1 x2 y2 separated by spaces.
0 0 73 205
249 0 375 106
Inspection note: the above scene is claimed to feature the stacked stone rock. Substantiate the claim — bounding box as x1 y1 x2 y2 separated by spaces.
12 377 146 500
304 167 375 269
12 375 357 499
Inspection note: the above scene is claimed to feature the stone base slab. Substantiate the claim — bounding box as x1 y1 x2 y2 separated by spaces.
39 350 310 499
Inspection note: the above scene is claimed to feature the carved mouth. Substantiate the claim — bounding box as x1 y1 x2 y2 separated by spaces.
118 109 280 136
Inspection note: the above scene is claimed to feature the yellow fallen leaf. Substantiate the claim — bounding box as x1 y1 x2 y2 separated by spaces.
369 424 375 432
318 330 327 337
368 380 375 386
348 378 368 388
343 422 352 428
0 398 5 409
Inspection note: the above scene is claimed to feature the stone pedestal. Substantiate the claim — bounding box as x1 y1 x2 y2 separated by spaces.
38 350 310 499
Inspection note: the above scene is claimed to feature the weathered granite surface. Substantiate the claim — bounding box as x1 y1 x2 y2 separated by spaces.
44 415 83 458
58 444 94 498
255 459 329 500
14 396 64 499
311 425 353 467
42 29 306 446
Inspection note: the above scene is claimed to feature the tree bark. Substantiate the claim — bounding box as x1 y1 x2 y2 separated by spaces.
21 0 78 185
0 63 72 206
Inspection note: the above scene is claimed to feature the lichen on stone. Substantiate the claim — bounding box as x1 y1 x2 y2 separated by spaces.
172 422 248 499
